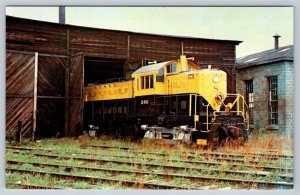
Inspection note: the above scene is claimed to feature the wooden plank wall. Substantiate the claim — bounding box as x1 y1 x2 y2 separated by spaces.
6 16 238 68
36 55 67 138
6 18 67 54
69 27 128 59
6 52 35 139
68 54 84 136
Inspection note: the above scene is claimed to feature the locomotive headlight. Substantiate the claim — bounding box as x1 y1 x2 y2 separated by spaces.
180 125 188 131
213 74 219 83
141 125 148 130
215 93 224 105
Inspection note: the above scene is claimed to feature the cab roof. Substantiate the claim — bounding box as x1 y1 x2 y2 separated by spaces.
132 61 172 75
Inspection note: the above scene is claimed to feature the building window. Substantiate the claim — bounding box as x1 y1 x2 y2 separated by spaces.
245 80 254 124
141 75 154 89
268 76 278 125
166 64 177 73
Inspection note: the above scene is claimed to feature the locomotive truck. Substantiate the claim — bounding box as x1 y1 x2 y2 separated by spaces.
83 55 249 147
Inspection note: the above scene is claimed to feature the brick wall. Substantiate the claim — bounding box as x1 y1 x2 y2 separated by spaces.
283 61 294 135
236 61 294 133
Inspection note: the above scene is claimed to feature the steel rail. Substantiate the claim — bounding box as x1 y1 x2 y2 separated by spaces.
7 145 293 164
89 144 293 159
7 147 293 173
6 182 64 189
7 144 293 160
6 167 202 190
8 150 293 174
7 159 293 184
84 151 292 166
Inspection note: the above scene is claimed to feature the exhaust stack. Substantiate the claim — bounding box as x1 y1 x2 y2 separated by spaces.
273 34 281 50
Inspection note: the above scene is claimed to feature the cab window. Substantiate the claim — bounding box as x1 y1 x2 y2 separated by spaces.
156 68 164 82
166 64 176 74
141 75 154 89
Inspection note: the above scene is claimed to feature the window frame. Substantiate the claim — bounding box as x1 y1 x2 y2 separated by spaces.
141 75 154 89
267 76 278 125
156 67 164 82
245 79 254 124
166 63 177 74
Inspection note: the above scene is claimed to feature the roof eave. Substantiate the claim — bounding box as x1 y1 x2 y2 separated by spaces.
236 58 293 70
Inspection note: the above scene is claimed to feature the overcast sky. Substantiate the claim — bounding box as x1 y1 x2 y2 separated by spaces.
6 6 294 58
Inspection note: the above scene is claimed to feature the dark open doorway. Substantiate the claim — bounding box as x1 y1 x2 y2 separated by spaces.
83 56 126 130
84 56 126 85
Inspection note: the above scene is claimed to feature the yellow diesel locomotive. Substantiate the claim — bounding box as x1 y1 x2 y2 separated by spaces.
84 55 249 146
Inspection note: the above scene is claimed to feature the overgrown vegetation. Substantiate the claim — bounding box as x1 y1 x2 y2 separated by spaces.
5 132 293 189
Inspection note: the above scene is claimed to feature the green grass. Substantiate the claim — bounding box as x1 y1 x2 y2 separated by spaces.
115 173 136 181
6 172 22 183
234 164 249 171
6 172 60 189
19 163 34 170
73 181 92 189
95 182 111 189
146 173 160 181
265 172 280 182
6 136 294 189
171 177 191 186
117 165 135 171
218 181 231 188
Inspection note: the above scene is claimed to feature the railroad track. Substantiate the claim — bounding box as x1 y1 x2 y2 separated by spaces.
7 158 293 182
6 182 64 189
7 159 293 189
7 147 293 174
89 144 293 159
6 167 202 190
6 145 293 189
7 145 293 166
7 144 293 160
8 149 293 188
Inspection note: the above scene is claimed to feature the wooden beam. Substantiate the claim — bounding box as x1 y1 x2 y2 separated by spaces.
64 60 70 137
33 52 38 140
181 41 184 55
127 34 130 58
64 28 70 137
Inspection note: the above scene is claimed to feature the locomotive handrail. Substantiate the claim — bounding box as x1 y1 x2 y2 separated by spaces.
94 77 127 84
213 93 250 130
202 103 210 131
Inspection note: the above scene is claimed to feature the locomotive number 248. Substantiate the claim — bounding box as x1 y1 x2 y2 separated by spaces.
141 100 149 105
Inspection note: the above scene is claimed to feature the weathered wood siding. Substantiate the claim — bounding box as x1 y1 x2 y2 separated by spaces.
6 51 35 139
36 55 67 138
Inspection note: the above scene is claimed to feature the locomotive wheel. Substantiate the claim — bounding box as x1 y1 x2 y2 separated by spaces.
224 125 247 147
238 124 249 141
208 125 232 149
236 124 247 145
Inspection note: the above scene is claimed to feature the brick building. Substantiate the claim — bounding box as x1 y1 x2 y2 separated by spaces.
236 35 293 134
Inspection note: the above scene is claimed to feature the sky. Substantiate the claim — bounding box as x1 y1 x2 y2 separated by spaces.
5 6 294 58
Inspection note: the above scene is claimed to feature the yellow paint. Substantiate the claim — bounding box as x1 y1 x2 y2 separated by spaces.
83 55 227 111
197 139 207 145
84 80 133 101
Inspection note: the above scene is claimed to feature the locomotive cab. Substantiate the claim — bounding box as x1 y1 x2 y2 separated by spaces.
130 55 249 146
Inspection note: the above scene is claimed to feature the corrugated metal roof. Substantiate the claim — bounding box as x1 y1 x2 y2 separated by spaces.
236 45 293 69
132 61 171 75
